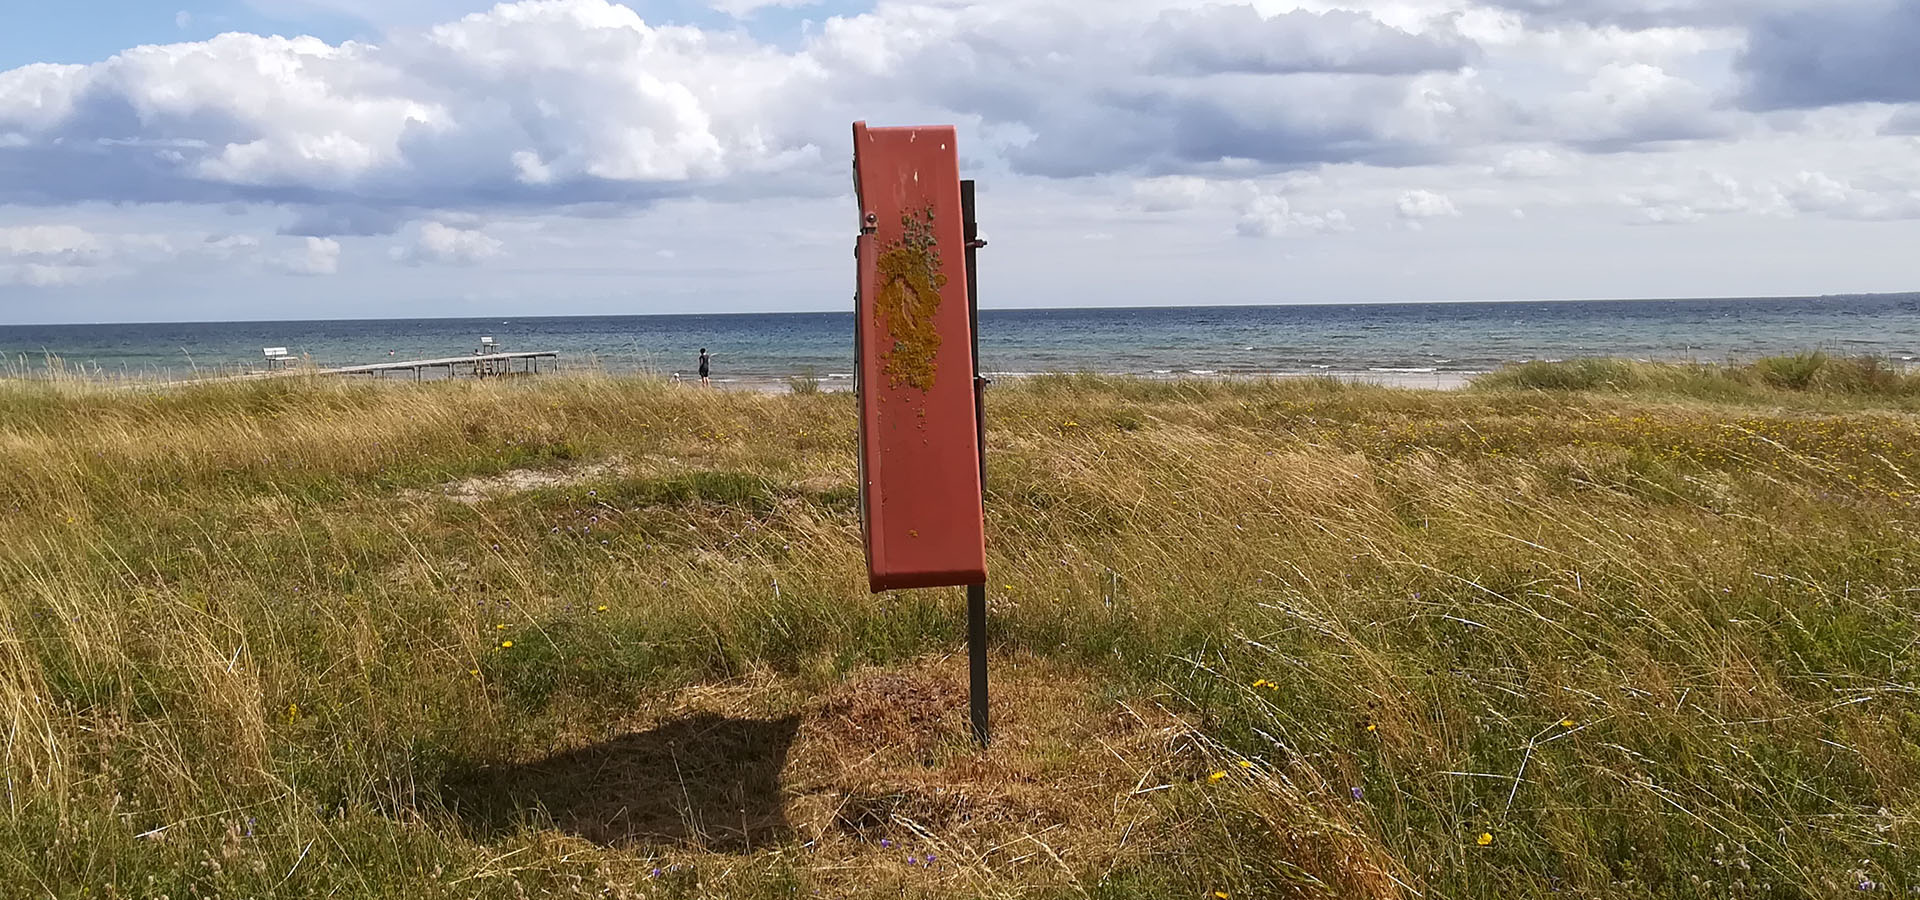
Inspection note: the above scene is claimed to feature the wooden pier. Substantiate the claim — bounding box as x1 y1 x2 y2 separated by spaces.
320 351 559 380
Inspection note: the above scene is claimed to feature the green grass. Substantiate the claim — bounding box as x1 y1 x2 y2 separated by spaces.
0 369 1916 898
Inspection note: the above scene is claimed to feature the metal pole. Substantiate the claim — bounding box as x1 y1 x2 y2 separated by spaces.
961 179 989 748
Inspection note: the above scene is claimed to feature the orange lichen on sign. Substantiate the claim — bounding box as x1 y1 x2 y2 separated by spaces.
874 206 946 393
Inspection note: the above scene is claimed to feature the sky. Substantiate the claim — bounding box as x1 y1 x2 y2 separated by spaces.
0 0 1917 324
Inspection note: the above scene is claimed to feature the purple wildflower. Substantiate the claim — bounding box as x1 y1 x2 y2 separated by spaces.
1351 786 1363 801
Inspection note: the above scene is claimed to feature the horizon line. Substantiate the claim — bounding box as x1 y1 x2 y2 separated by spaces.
1 290 1912 329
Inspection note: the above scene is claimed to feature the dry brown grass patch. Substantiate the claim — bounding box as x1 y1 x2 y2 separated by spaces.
783 654 1185 893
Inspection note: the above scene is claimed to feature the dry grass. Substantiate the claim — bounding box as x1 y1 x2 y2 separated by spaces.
1471 352 1920 406
0 370 1916 898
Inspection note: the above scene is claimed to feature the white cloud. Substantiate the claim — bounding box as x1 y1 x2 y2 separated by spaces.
392 221 504 265
1396 189 1461 220
1493 147 1573 179
0 224 266 287
1616 166 1920 225
1482 0 1808 30
176 10 192 29
1553 62 1729 146
0 225 106 264
0 63 89 134
0 1 826 206
1631 203 1705 225
1149 6 1474 75
1774 171 1920 221
709 0 820 18
1236 191 1352 238
1132 176 1222 212
274 237 341 275
202 234 263 258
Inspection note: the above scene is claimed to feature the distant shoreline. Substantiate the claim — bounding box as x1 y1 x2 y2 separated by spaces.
717 369 1478 393
0 367 1481 393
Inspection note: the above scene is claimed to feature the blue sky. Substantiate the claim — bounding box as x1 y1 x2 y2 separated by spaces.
0 0 851 69
2 0 1918 324
0 1 357 68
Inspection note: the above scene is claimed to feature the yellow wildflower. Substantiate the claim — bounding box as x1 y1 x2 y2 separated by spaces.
1237 760 1253 769
1560 718 1575 728
1366 723 1377 733
287 703 299 722
500 641 513 649
597 605 609 612
1215 893 1230 899
1477 832 1493 846
1208 771 1228 782
468 669 480 677
495 623 507 630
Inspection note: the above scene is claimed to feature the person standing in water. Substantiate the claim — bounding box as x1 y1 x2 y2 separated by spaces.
698 348 712 386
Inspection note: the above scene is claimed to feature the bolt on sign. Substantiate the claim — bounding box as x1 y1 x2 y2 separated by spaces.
852 122 988 592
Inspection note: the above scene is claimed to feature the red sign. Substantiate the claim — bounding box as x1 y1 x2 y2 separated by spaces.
853 121 988 592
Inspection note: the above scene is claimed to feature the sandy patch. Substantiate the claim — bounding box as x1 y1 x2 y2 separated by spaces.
441 457 627 504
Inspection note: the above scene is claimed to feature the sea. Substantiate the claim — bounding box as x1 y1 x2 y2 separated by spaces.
3 294 1917 385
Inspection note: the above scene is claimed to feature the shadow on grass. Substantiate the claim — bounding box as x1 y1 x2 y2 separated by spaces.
442 712 801 851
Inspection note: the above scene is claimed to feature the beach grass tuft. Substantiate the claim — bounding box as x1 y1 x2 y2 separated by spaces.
1474 352 1920 404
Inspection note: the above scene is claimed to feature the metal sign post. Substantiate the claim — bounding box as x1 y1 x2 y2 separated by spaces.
851 122 993 747
961 180 989 748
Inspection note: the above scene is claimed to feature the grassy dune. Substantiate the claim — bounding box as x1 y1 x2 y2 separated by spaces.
0 365 1916 898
